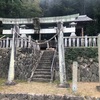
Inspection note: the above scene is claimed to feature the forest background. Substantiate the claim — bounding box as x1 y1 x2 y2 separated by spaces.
0 0 100 35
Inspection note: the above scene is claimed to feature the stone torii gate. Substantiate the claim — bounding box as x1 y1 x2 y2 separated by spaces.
1 15 77 86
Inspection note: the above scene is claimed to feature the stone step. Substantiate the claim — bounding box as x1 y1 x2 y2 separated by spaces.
38 64 51 66
35 69 51 72
42 53 54 55
40 58 52 60
32 78 51 82
41 58 52 62
37 66 51 69
34 71 51 75
39 62 51 64
33 74 51 78
38 64 51 67
41 54 53 56
43 51 54 53
42 54 53 56
32 50 55 82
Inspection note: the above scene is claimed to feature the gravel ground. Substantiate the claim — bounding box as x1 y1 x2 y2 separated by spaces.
0 82 100 97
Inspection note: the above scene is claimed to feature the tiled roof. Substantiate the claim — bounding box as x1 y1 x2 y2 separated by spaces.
75 15 93 22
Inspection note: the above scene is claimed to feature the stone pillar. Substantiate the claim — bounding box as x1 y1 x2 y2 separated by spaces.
6 28 16 85
98 34 100 82
14 24 19 57
6 24 19 85
96 34 100 91
57 22 69 88
72 61 78 92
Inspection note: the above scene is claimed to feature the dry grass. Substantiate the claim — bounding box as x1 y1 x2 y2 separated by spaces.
0 80 100 97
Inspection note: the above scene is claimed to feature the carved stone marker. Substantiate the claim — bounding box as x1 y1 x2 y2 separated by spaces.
72 61 78 92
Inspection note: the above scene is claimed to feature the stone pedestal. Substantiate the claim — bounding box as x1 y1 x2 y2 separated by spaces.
58 83 70 88
5 81 16 86
96 86 100 92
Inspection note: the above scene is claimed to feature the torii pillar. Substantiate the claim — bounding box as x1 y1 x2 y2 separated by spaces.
57 22 70 88
6 24 19 85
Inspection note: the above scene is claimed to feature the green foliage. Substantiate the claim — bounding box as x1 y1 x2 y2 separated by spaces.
0 0 100 35
40 0 100 35
0 0 42 18
65 48 98 62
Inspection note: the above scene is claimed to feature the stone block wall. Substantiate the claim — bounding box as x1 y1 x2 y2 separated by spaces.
0 48 99 82
65 48 99 82
78 57 99 82
0 94 100 100
0 49 10 78
0 48 41 80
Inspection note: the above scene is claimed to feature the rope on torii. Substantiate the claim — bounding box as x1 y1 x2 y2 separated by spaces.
0 35 6 39
13 27 58 45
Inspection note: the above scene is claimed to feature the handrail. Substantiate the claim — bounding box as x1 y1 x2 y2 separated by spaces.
0 36 39 49
50 50 56 82
63 36 98 39
64 36 98 47
28 51 44 82
0 35 98 48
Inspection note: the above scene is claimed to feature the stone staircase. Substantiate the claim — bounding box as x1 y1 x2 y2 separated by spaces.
32 50 55 82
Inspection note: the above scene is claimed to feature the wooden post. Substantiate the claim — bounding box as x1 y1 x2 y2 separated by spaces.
81 28 84 46
69 38 71 47
72 61 78 92
28 35 31 48
93 37 96 47
89 38 91 47
10 39 12 48
72 38 75 47
21 38 23 48
6 37 9 48
47 42 49 48
98 34 100 82
85 35 88 47
64 38 67 47
3 39 5 48
77 38 79 47
24 38 27 48
81 27 84 36
39 33 41 41
17 38 20 47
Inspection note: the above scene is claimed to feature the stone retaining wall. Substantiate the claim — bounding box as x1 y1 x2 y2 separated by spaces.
0 48 41 80
65 48 99 82
0 94 99 100
0 48 99 82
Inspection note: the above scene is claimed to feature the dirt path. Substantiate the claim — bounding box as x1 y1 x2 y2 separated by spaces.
0 82 100 97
